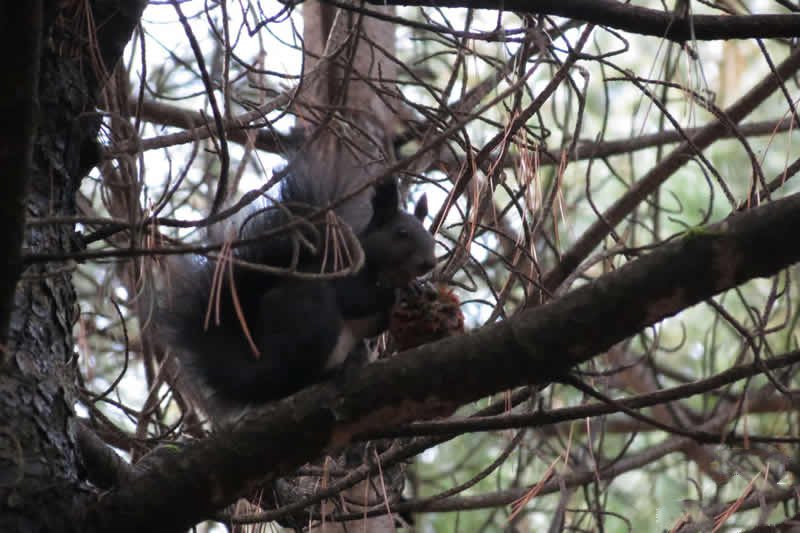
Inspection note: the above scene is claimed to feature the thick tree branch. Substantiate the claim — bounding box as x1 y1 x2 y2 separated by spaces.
363 0 800 42
87 189 800 532
75 421 135 489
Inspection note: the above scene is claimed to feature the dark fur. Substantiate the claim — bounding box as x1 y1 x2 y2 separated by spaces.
156 166 435 412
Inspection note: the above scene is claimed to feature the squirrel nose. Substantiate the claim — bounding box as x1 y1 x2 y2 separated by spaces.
418 257 436 275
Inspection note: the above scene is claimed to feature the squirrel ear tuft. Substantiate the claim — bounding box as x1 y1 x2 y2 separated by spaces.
414 193 428 221
371 179 399 226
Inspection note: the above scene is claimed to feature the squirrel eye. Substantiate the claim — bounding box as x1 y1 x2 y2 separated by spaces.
395 227 410 238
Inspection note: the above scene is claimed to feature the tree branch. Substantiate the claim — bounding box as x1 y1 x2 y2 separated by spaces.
363 0 800 43
86 189 800 532
542 44 800 294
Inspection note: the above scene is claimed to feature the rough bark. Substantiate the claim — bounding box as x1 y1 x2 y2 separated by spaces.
0 2 145 532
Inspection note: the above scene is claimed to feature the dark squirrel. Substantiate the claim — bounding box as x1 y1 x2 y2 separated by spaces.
156 163 436 416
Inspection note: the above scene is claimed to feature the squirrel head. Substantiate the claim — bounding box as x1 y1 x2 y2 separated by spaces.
362 179 436 287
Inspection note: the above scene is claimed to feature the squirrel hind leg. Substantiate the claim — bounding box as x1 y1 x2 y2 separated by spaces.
181 279 346 407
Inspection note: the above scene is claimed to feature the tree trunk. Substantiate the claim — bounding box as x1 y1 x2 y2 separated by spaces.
0 2 145 531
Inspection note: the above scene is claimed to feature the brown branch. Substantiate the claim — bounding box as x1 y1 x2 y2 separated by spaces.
352 435 692 515
363 0 800 43
119 99 304 154
118 95 799 174
567 118 799 166
75 422 136 489
401 472 796 520
362 350 800 439
106 93 292 157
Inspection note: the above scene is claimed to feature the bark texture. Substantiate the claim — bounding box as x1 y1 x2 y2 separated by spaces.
0 2 145 532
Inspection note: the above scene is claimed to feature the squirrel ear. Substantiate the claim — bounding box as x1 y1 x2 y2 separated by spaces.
414 193 428 221
371 179 399 226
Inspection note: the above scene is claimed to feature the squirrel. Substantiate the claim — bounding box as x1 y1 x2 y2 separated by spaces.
155 160 436 419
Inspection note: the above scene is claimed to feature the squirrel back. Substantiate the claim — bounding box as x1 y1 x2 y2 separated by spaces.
155 163 435 418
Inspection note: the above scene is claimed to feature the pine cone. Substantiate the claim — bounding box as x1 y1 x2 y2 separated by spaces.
389 281 464 351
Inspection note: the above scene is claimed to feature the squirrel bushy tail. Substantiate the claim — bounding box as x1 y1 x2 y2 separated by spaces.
155 161 436 417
